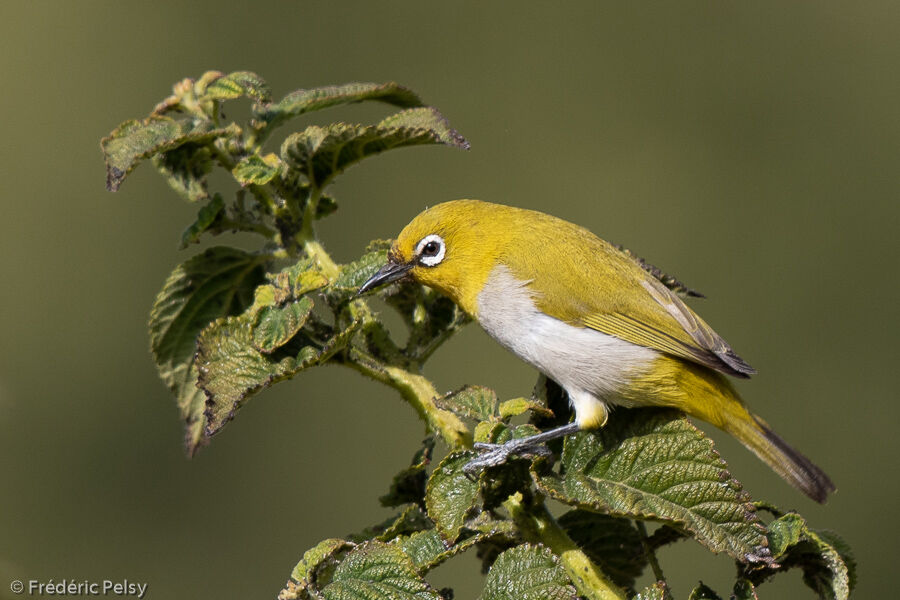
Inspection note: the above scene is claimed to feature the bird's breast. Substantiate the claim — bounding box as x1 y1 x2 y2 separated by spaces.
475 265 658 401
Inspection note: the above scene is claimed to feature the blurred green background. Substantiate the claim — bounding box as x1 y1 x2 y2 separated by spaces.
1 1 897 598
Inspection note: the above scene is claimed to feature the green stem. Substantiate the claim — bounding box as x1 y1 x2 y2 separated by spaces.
636 521 666 584
504 493 628 600
345 348 471 450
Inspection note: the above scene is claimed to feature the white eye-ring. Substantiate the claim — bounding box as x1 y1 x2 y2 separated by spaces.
415 234 446 267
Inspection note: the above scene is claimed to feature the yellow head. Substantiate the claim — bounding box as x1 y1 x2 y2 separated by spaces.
359 200 521 314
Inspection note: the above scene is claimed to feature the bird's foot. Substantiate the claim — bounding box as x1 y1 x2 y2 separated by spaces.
462 421 581 477
462 437 553 476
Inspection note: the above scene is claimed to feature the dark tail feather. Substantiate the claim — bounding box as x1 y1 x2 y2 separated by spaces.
730 414 836 503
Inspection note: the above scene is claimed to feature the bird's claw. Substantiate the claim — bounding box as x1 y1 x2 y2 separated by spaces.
463 438 553 477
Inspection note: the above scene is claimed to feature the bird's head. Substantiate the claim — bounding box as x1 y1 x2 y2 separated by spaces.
358 199 514 314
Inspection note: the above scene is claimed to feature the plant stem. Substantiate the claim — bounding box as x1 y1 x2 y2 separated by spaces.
504 493 628 600
636 521 666 584
345 348 471 450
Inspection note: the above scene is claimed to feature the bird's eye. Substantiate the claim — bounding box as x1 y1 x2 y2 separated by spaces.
415 234 445 267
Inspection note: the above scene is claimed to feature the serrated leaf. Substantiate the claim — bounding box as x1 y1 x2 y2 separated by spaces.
688 583 722 600
396 529 449 570
557 510 647 593
198 313 360 436
434 385 497 422
153 141 214 202
479 544 576 600
327 249 389 304
290 538 353 583
425 451 480 543
232 153 281 186
749 513 854 600
534 408 771 564
180 194 224 248
321 541 442 600
260 81 424 131
634 582 670 600
102 117 227 191
380 438 435 508
205 70 271 103
499 397 554 421
351 505 432 544
148 247 266 455
252 296 314 353
281 107 468 188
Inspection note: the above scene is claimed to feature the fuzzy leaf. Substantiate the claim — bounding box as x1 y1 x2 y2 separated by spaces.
557 510 647 593
260 81 424 131
732 579 758 600
396 529 449 570
102 117 227 191
232 153 281 186
352 505 432 544
499 397 554 421
479 544 576 600
321 541 442 600
205 70 271 103
747 513 854 600
180 194 224 248
198 313 360 436
534 408 771 564
434 385 497 422
425 451 480 543
281 107 468 187
252 296 314 353
148 247 266 455
153 142 214 202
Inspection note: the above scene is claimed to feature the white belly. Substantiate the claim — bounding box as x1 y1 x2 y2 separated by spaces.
475 265 657 426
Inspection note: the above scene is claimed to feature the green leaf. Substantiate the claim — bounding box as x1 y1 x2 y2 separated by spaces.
747 512 854 600
232 153 281 186
260 81 424 131
479 544 576 600
434 385 497 422
198 312 360 436
425 451 480 543
180 194 225 248
380 438 435 508
205 70 271 103
534 408 771 564
498 397 553 421
252 296 315 353
731 579 758 600
102 117 227 191
281 107 469 188
352 505 432 544
148 247 266 455
396 529 450 570
634 582 670 600
153 141 214 202
688 583 723 600
321 541 442 600
557 510 647 593
290 538 353 583
327 249 390 305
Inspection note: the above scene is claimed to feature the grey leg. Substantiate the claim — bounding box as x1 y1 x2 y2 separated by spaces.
463 421 581 475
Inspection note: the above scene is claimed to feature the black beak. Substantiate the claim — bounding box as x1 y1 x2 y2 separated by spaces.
357 260 414 295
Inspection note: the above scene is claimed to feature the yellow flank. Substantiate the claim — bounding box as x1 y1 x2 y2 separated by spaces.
375 199 835 502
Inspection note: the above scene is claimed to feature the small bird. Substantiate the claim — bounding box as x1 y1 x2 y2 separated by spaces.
359 200 835 503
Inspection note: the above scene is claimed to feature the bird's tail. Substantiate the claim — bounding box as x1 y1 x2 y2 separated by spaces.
719 404 836 503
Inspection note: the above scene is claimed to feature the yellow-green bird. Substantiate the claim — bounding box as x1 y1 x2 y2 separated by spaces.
359 200 835 503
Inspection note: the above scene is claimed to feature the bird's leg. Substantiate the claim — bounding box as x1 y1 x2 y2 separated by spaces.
463 421 581 475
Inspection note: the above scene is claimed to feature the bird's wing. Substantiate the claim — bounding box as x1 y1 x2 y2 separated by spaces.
520 230 755 378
